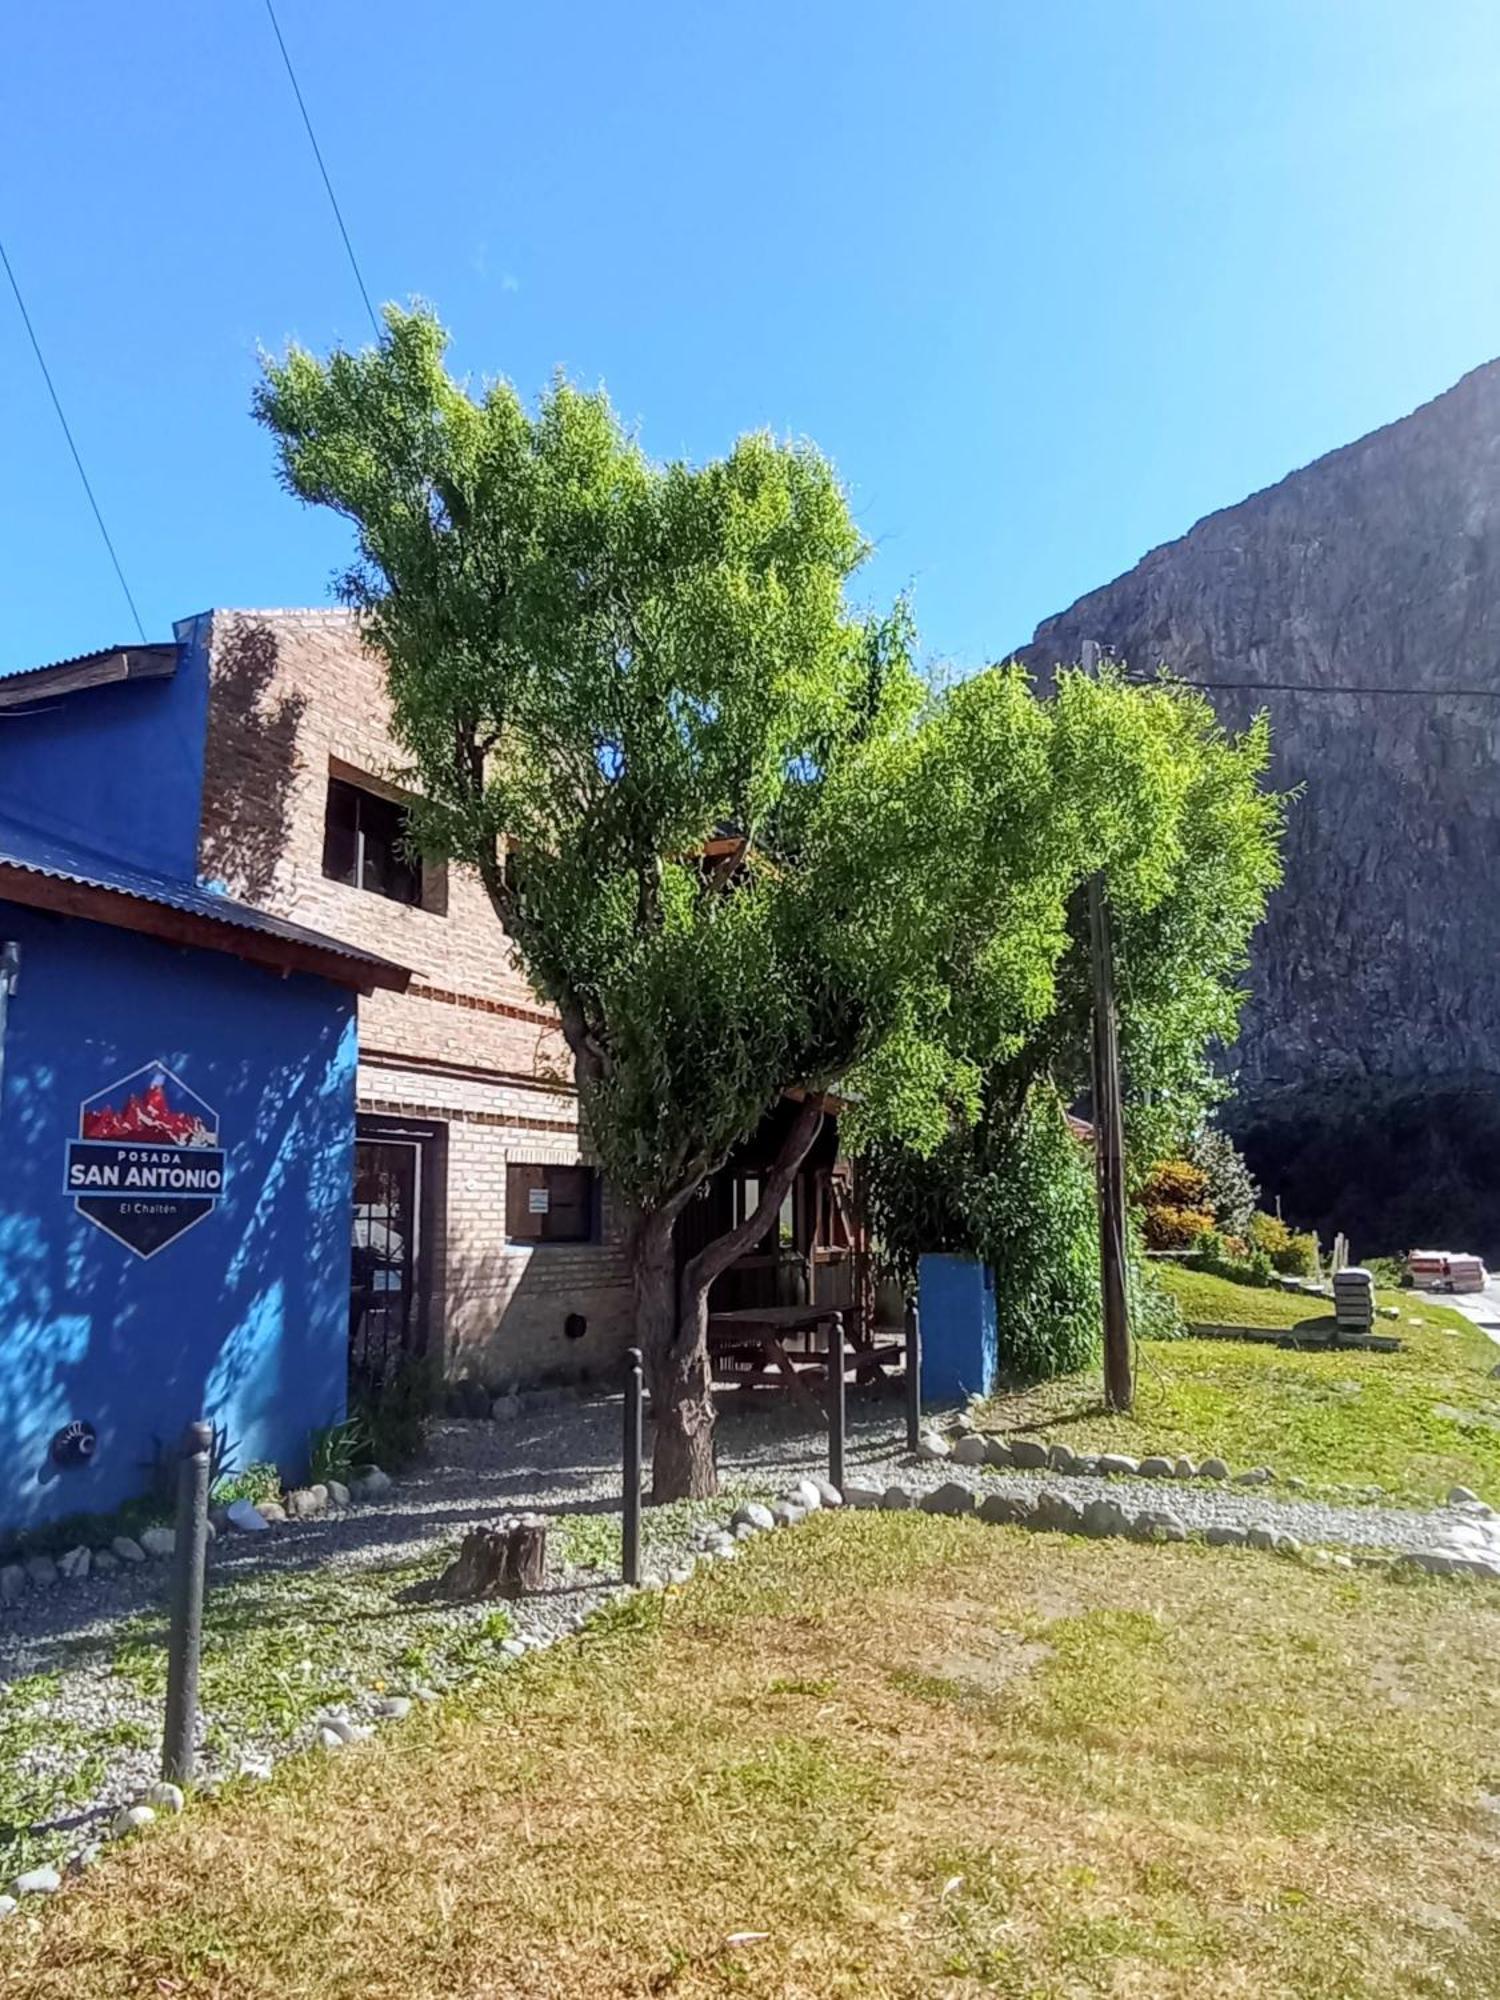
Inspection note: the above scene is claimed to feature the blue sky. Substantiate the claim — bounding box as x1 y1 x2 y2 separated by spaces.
5 2 1500 676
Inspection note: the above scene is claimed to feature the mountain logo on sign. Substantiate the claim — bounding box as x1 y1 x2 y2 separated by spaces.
67 1062 227 1258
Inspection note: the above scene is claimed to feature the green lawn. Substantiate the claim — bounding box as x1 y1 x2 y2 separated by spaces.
973 1266 1500 1503
15 1513 1500 1998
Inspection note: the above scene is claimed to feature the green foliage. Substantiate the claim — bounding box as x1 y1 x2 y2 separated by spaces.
214 1462 283 1507
1248 1211 1321 1278
1185 1124 1258 1236
1187 1227 1277 1288
256 310 1285 1241
353 1352 439 1469
308 1416 370 1486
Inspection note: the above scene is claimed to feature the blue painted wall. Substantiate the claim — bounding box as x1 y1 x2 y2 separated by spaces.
918 1253 998 1402
0 897 355 1531
0 619 208 878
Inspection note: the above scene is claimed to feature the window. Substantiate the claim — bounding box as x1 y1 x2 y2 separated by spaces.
507 1163 598 1244
323 776 445 910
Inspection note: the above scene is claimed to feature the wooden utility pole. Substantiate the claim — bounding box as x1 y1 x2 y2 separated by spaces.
1082 640 1133 1411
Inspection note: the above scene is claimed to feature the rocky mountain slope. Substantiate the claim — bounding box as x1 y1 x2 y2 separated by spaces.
1021 360 1500 1256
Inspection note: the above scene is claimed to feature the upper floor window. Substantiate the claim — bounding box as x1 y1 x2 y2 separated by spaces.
322 776 446 913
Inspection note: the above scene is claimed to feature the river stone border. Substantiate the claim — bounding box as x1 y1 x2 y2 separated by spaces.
0 1466 397 1611
932 1423 1274 1488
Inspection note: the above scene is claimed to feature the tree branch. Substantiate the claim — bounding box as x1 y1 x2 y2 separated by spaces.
681 1097 825 1309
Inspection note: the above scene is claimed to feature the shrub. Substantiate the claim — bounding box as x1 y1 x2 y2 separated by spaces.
1186 1227 1276 1288
1248 1211 1320 1278
1141 1158 1210 1210
1186 1125 1259 1236
1143 1202 1218 1250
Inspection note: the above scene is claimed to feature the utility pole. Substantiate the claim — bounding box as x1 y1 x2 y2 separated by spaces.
1082 641 1133 1410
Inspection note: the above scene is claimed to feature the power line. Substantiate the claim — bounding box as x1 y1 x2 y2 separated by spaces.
262 0 381 340
0 234 147 643
1122 670 1500 701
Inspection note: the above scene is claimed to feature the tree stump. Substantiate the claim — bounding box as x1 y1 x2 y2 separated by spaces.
435 1514 548 1601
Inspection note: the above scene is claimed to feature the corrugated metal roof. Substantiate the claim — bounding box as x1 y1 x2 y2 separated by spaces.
0 644 151 684
0 821 409 992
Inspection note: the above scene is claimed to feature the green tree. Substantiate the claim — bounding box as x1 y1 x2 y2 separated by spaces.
864 677 1284 1378
254 308 1272 1493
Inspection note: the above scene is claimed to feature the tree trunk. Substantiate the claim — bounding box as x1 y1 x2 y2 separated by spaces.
634 1097 828 1504
633 1208 720 1502
435 1514 548 1600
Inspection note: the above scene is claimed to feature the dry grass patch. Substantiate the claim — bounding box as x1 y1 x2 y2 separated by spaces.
8 1514 1500 1998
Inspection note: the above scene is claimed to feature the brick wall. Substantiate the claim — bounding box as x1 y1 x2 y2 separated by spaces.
195 608 636 1386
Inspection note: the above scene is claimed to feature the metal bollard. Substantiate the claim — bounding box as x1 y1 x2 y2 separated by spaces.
162 1419 213 1786
904 1296 923 1454
622 1347 643 1586
826 1311 846 1495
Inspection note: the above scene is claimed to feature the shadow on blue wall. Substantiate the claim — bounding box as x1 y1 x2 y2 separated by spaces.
0 903 354 1530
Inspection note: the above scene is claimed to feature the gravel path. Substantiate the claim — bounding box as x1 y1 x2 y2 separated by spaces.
0 1389 1493 1883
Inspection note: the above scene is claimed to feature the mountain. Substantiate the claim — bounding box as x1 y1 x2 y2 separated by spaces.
1020 360 1500 1259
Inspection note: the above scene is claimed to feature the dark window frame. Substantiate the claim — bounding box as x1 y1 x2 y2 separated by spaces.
322 775 448 914
506 1162 600 1245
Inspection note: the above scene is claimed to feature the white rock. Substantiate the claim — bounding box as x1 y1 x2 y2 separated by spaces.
1198 1457 1230 1480
880 1484 913 1510
142 1781 184 1813
13 1866 61 1897
326 1479 351 1509
951 1410 977 1434
111 1804 156 1838
317 1726 346 1752
140 1526 175 1559
321 1713 371 1744
414 1687 440 1705
770 1501 806 1529
789 1478 824 1512
500 1638 527 1659
0 1895 16 1919
375 1695 412 1719
667 1562 695 1584
840 1482 883 1509
225 1499 271 1534
112 1535 147 1563
919 1481 975 1517
57 1545 91 1580
916 1431 951 1462
285 1488 325 1520
257 1501 288 1524
237 1754 274 1781
807 1476 843 1508
730 1502 775 1533
1448 1486 1483 1507
950 1435 989 1465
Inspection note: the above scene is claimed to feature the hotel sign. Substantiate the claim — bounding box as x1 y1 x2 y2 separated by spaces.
66 1061 226 1257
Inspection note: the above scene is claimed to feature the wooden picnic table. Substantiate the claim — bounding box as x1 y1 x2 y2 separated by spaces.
707 1303 903 1413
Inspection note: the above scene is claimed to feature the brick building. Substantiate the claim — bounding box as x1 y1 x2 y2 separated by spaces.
189 606 635 1392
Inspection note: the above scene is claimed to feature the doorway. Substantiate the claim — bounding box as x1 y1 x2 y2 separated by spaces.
349 1115 444 1402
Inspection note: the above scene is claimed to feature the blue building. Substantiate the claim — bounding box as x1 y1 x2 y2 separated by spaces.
0 644 407 1531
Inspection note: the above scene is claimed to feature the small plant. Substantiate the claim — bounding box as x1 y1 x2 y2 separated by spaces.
215 1461 283 1507
308 1415 370 1486
354 1351 439 1469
